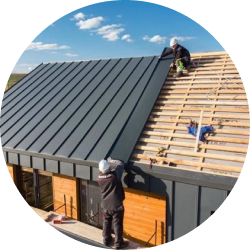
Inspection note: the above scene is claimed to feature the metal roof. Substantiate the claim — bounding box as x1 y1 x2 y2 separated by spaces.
1 53 173 172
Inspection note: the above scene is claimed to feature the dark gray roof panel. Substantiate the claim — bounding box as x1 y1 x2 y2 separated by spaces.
1 52 173 167
42 57 136 157
31 58 124 154
1 61 91 147
1 63 62 115
86 56 158 161
1 63 68 127
69 57 153 160
109 58 173 162
1 62 82 139
3 63 46 101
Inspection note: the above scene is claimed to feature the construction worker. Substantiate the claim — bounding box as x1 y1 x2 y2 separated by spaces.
97 157 129 249
159 37 193 77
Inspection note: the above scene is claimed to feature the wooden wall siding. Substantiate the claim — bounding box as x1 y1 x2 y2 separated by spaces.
123 188 166 246
6 164 16 185
52 174 78 220
131 51 249 177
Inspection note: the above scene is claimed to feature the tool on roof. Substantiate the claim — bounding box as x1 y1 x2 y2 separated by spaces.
186 111 214 147
53 214 67 224
148 158 157 169
156 147 166 157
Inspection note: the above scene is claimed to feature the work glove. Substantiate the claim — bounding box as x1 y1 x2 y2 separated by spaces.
107 157 124 166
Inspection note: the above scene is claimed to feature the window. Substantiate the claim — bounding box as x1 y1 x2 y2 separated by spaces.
39 174 53 211
21 167 35 207
20 167 53 211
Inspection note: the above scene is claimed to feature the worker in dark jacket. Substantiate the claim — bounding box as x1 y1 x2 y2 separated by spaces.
97 157 128 249
159 37 193 77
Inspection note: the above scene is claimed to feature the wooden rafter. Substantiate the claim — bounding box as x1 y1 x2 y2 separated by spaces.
130 51 249 177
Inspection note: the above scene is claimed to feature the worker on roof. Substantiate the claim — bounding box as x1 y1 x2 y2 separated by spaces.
97 158 129 249
159 37 194 77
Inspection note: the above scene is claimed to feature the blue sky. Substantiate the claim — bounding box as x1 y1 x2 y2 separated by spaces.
13 1 224 73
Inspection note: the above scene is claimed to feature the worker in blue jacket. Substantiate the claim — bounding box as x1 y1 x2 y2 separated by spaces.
159 37 194 77
97 157 129 249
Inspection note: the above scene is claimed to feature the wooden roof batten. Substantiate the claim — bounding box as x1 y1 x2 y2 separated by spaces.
130 51 249 178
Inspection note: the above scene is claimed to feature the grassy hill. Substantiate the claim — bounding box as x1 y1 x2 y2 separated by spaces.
6 73 26 91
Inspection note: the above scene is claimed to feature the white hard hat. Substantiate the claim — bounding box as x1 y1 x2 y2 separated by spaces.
170 37 178 47
99 159 110 173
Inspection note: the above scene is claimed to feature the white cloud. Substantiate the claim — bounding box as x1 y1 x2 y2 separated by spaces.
143 35 167 44
26 42 70 51
76 16 104 30
171 36 195 42
121 34 133 43
73 12 85 20
121 34 130 40
28 67 34 71
96 24 125 41
65 53 79 57
14 63 39 73
74 14 130 43
19 63 38 67
117 15 122 18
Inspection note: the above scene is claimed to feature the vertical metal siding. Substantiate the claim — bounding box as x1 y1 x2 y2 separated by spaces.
172 182 197 239
124 173 229 242
159 178 227 241
199 186 227 224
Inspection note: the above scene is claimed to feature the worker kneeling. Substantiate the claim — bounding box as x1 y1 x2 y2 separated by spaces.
97 158 129 249
160 37 194 77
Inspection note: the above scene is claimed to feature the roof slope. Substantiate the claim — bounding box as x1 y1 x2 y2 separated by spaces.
1 54 173 166
131 51 249 178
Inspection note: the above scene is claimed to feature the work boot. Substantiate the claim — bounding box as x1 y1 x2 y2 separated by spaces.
173 71 184 77
104 236 114 247
185 65 191 73
115 240 129 249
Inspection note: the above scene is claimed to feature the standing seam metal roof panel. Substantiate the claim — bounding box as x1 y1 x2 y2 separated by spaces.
36 58 130 155
1 62 84 139
2 63 47 101
1 61 91 146
1 52 173 168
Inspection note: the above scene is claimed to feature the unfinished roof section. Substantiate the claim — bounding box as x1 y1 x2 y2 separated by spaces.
1 54 173 168
131 51 249 179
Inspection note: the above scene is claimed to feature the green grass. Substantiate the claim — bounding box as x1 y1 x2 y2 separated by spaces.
6 74 26 91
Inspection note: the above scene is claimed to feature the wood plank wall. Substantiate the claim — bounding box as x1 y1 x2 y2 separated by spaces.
52 174 78 220
123 188 166 246
7 164 16 185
